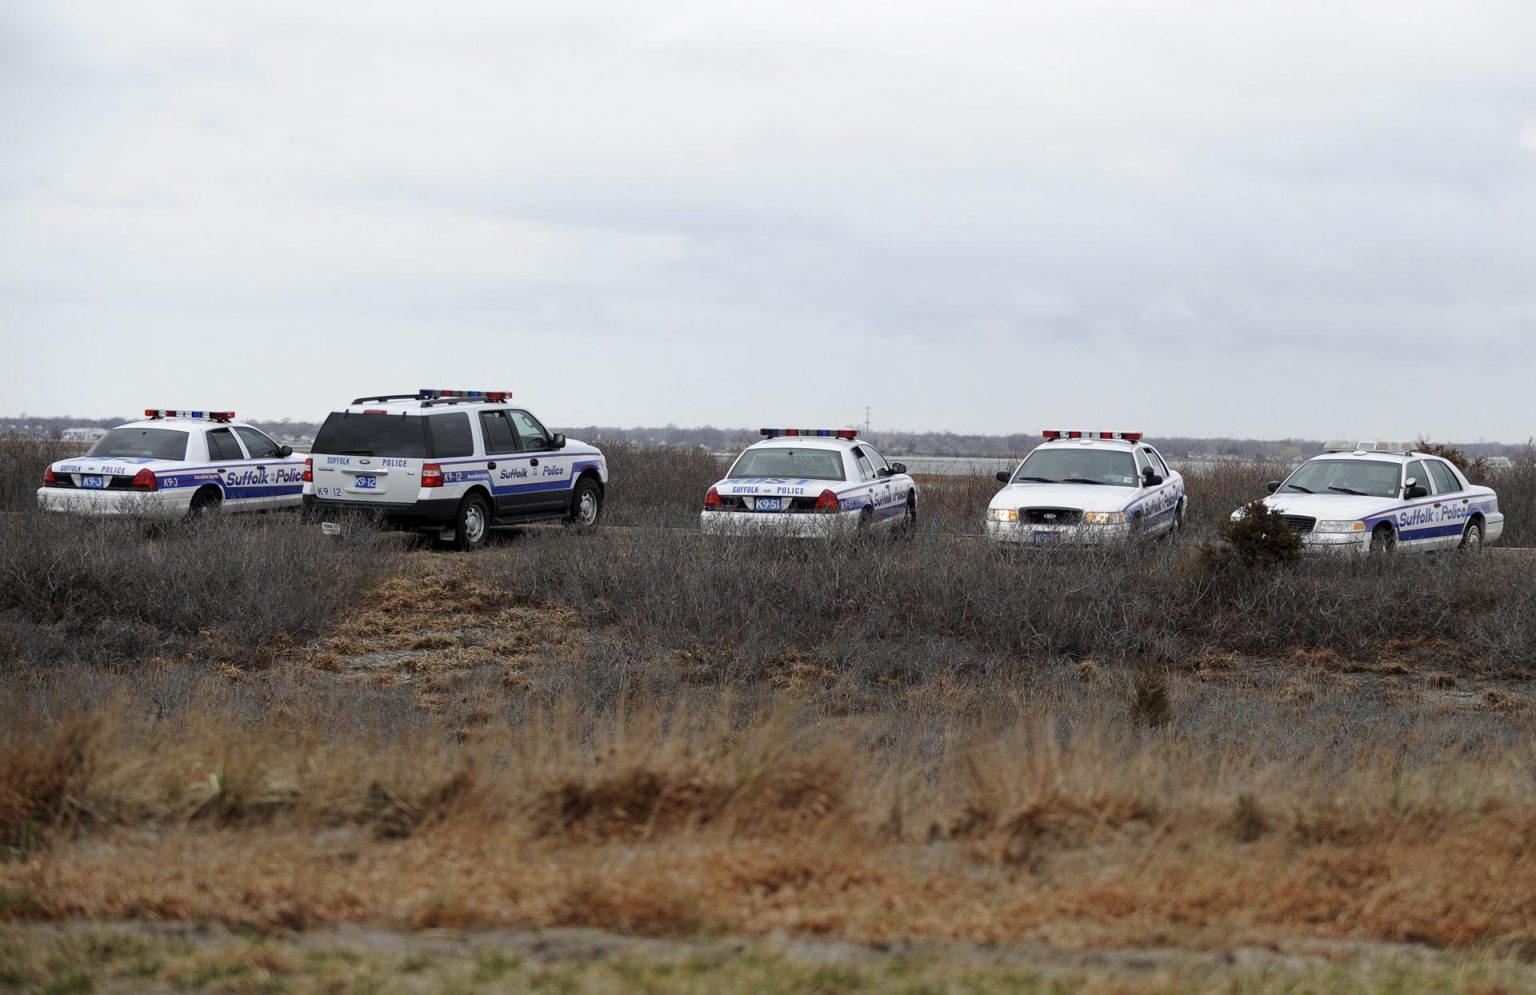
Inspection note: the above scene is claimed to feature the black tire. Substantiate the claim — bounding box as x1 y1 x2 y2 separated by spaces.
452 493 491 551
1369 524 1396 554
897 495 917 539
187 488 222 521
1459 518 1485 553
566 476 602 529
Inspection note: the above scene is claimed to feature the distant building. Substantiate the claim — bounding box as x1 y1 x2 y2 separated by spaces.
60 427 108 443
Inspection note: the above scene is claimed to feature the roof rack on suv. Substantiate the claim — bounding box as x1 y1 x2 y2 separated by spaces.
350 394 421 405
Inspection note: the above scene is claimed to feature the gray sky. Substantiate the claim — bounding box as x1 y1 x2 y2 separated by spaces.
3 1 1533 441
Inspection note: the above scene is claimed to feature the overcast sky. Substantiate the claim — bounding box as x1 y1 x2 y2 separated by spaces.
3 1 1533 441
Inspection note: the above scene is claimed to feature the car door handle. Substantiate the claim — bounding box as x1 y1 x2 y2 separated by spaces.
487 462 497 470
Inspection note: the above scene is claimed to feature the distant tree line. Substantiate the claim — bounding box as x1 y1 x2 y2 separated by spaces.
1 415 1529 461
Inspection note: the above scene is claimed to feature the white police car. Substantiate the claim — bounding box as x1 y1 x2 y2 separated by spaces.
701 428 917 537
985 431 1186 545
304 389 608 550
1236 442 1505 554
36 410 306 519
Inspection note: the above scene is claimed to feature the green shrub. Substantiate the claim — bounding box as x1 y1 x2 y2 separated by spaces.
1218 499 1303 565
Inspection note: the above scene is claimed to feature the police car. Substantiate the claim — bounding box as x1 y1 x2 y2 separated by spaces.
1235 442 1505 554
985 431 1186 545
36 410 306 519
304 389 608 550
700 429 917 537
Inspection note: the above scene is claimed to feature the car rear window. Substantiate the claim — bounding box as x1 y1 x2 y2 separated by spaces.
312 413 429 457
728 447 846 480
87 428 189 461
311 411 476 459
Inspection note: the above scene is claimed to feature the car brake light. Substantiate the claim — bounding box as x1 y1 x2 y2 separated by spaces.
130 468 158 491
303 457 313 483
814 489 840 512
43 466 56 485
421 463 444 488
704 486 723 509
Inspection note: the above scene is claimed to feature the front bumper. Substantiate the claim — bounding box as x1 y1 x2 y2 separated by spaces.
303 495 462 530
1299 531 1370 554
985 520 1131 545
699 509 863 537
36 486 191 520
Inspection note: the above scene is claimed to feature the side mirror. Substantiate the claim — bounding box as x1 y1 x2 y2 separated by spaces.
876 467 892 478
550 434 567 450
1143 470 1164 487
1405 482 1429 500
889 462 907 475
1266 480 1281 493
278 445 294 458
996 470 1011 484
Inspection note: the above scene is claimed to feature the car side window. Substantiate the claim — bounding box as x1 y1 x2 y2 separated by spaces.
206 428 244 461
1426 460 1460 494
427 413 475 458
1144 448 1170 476
1133 449 1151 479
851 447 877 482
234 427 281 459
1404 460 1433 496
863 445 890 476
508 410 550 452
479 411 518 454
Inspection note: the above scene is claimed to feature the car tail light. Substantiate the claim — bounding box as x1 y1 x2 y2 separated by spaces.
43 466 56 485
130 468 158 491
421 463 444 488
814 489 840 512
303 457 313 483
704 486 723 509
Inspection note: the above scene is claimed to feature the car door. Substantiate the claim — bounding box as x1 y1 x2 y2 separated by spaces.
1140 446 1178 534
1398 459 1440 550
507 409 570 513
1424 459 1469 549
204 426 255 511
477 410 523 518
858 444 900 522
233 426 296 510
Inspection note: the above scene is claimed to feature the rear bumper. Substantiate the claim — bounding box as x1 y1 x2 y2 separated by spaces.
36 486 191 519
699 509 862 537
303 495 461 530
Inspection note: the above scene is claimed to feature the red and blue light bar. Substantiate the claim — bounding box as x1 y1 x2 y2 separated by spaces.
417 389 512 401
145 409 235 422
759 428 858 439
1042 430 1143 442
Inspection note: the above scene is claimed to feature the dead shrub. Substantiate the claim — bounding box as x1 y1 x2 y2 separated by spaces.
1130 670 1172 729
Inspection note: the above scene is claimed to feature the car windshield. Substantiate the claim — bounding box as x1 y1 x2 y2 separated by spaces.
728 447 846 481
86 427 188 461
1279 459 1400 498
1011 448 1137 487
312 412 431 457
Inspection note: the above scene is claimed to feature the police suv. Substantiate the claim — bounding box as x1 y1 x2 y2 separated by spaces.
1236 442 1504 554
701 428 917 537
985 431 1186 545
36 410 306 519
304 389 607 550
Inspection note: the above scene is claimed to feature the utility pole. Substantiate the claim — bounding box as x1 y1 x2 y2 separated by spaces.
864 406 872 438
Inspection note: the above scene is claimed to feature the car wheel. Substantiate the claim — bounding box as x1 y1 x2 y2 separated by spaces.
453 493 490 551
1173 499 1186 533
566 477 602 529
1459 518 1485 552
187 488 222 521
897 495 917 539
1369 524 1396 554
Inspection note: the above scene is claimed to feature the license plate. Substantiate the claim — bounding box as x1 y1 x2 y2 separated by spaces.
1033 530 1059 546
755 497 782 512
82 475 106 489
353 475 378 490
320 522 343 536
